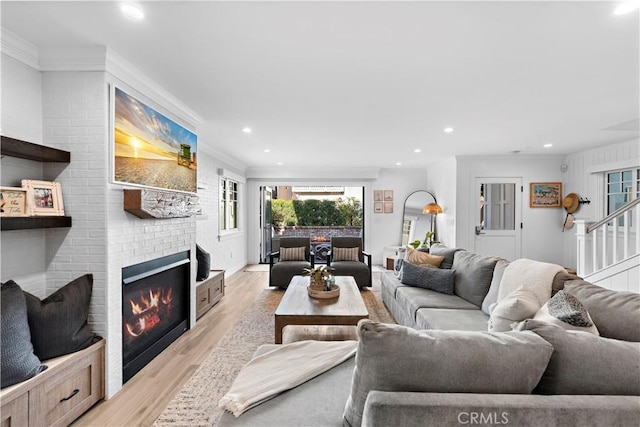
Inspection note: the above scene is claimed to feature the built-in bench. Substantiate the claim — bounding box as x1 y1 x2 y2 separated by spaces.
0 339 105 427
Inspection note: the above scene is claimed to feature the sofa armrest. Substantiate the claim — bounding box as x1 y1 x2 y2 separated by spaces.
362 391 640 427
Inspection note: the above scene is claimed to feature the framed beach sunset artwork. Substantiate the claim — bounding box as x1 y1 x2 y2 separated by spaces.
113 87 198 193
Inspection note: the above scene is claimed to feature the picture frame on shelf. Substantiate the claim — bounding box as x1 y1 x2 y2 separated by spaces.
22 180 65 216
530 182 562 208
0 187 29 217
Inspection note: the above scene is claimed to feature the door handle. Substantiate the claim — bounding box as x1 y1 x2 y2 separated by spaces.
475 226 485 235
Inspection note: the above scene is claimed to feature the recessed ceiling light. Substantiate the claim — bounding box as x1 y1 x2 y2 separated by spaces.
120 3 144 20
414 148 422 153
395 162 402 166
264 149 270 153
242 127 252 134
614 1 640 15
443 127 454 133
277 162 283 166
543 143 553 148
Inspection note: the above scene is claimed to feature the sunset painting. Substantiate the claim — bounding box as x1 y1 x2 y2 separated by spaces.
114 87 197 193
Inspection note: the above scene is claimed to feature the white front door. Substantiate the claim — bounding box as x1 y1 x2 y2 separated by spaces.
473 177 522 260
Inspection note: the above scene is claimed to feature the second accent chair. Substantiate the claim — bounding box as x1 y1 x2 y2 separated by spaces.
269 237 314 289
327 236 372 288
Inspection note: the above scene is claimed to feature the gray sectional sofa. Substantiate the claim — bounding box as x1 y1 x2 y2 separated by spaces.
219 247 640 427
381 244 577 331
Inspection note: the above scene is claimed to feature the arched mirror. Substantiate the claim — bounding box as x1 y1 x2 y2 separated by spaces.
401 190 440 248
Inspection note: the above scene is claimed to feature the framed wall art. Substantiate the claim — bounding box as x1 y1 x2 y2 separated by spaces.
530 182 562 208
22 180 65 216
374 190 383 201
374 202 383 213
384 190 394 201
384 201 394 213
0 187 28 217
113 86 198 193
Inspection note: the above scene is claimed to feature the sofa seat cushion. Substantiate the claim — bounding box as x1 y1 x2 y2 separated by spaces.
452 251 498 307
415 308 489 331
395 286 478 323
517 320 640 396
381 271 407 298
218 344 354 427
563 280 640 342
271 261 311 288
343 321 554 427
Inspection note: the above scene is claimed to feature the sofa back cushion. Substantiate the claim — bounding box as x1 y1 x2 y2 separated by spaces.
343 320 554 427
428 244 463 270
451 251 498 307
517 319 640 395
563 280 640 342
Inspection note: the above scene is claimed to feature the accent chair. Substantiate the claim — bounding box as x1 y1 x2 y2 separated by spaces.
269 237 314 289
327 236 372 288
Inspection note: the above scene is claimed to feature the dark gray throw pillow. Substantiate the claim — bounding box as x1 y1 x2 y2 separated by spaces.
196 244 211 281
1 281 47 388
518 319 640 396
24 274 98 360
547 290 593 327
400 261 455 294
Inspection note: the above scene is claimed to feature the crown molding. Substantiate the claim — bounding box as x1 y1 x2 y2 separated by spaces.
1 28 39 70
105 48 203 126
39 46 108 71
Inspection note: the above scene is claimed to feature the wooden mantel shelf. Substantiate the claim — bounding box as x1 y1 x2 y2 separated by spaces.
124 189 200 219
1 216 72 231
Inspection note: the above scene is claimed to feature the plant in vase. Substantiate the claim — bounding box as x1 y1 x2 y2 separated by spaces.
303 265 334 291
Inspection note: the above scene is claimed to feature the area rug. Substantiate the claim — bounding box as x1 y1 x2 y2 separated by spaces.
153 274 394 427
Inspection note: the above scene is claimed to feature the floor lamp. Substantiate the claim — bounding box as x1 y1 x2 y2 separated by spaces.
422 202 443 244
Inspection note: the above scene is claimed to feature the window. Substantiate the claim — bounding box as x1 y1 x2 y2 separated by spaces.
220 177 239 231
606 168 639 226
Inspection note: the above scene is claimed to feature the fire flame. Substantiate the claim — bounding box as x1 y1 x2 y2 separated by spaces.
124 287 173 338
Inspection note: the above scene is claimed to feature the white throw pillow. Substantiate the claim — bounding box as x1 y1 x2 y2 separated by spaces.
489 285 541 332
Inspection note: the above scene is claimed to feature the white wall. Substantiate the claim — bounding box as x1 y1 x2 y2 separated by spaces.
0 54 47 292
427 156 457 247
455 154 567 265
196 150 248 277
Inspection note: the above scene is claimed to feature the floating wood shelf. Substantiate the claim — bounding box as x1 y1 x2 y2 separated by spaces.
1 216 72 231
1 135 70 163
124 189 200 219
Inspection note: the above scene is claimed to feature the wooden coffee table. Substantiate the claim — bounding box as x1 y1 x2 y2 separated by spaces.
274 275 369 344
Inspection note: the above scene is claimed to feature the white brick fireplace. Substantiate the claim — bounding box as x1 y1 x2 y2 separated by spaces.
2 41 202 397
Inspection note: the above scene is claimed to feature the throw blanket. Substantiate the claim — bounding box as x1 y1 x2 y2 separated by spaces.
218 339 357 417
497 258 565 306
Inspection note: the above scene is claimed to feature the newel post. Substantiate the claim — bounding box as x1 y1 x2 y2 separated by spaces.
574 219 587 277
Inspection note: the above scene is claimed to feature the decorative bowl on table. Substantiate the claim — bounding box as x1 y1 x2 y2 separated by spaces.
308 283 340 299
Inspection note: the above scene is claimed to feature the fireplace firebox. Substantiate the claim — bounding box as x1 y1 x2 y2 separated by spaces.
122 251 190 383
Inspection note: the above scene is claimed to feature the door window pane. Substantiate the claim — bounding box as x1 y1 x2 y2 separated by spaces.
480 183 516 231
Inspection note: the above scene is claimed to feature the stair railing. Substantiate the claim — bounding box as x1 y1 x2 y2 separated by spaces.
575 197 640 277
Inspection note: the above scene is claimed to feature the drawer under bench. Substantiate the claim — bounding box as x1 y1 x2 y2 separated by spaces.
1 339 105 427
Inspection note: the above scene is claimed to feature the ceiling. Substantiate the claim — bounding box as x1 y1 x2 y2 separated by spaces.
2 1 639 171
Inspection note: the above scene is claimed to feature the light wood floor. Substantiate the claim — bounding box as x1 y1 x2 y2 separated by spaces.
75 268 268 427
